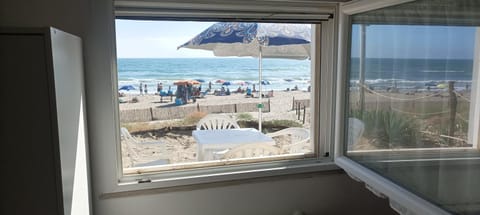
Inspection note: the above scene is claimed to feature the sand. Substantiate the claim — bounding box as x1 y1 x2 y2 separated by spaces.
120 90 312 168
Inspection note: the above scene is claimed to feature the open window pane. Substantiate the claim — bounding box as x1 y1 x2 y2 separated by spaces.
115 20 315 174
345 0 480 213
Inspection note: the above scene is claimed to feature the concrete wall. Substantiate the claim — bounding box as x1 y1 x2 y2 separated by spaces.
1 0 396 214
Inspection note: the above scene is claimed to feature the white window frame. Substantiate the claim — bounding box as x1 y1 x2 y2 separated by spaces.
89 1 342 196
468 28 480 150
334 0 478 214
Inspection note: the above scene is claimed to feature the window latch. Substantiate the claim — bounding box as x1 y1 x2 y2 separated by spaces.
138 178 152 184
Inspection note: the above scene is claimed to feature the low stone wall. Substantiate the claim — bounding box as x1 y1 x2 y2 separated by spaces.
120 100 270 123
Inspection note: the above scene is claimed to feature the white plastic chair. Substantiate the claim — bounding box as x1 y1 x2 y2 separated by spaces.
348 118 365 150
196 114 240 130
121 127 137 143
266 127 310 153
223 143 281 159
120 127 163 145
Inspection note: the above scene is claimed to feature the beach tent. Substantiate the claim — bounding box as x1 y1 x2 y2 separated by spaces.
178 22 311 132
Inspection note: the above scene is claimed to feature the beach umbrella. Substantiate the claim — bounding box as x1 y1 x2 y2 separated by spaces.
222 81 231 86
178 22 311 131
195 79 206 83
235 81 246 86
174 80 201 85
119 85 136 91
261 80 270 85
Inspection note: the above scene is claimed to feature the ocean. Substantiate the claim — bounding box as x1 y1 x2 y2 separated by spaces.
349 58 473 91
117 58 473 93
117 58 311 93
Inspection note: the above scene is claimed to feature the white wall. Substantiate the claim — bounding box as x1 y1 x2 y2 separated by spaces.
1 0 396 214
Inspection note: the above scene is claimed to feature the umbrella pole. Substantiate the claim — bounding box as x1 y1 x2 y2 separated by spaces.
258 46 263 132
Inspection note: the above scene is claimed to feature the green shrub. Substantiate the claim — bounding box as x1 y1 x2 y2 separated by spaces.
350 109 419 148
237 113 254 121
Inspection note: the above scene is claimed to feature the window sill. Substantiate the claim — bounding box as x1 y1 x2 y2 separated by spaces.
101 159 338 199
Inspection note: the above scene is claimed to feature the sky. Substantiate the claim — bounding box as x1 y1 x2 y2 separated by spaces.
115 19 477 59
350 24 476 59
115 20 216 58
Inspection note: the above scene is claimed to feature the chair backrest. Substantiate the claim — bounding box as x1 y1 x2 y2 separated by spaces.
348 118 365 150
196 115 240 130
267 127 310 153
224 143 281 159
120 127 134 141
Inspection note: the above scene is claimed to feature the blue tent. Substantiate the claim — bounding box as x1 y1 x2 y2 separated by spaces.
119 85 136 91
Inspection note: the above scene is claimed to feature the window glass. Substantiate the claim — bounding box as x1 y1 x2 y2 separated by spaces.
116 21 314 173
345 0 480 213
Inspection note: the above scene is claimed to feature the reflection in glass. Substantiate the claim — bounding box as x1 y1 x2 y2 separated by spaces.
345 0 480 214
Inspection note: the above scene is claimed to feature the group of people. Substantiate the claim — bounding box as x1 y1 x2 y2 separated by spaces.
176 83 206 105
138 83 148 95
214 86 231 96
138 82 175 96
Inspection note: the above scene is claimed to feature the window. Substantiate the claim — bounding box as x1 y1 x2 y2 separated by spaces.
111 11 337 184
339 0 480 214
116 20 317 174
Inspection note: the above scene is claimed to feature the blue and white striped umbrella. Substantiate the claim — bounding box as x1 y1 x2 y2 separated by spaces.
178 22 311 131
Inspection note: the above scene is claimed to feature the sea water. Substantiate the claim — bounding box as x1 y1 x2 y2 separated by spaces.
117 58 473 94
117 58 311 94
349 58 473 92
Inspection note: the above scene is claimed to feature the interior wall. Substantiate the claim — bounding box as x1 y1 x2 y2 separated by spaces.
1 0 396 214
0 0 92 215
97 171 396 215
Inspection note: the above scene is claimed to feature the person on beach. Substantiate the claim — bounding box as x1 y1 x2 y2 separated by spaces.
168 86 172 95
157 82 163 94
246 87 252 97
139 83 143 95
253 84 256 92
187 83 193 100
144 84 148 94
208 81 212 90
294 85 298 91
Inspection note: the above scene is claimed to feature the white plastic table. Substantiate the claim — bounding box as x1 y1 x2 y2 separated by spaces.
192 128 275 161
